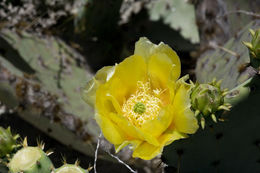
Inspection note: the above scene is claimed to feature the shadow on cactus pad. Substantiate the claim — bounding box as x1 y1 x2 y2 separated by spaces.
163 77 260 173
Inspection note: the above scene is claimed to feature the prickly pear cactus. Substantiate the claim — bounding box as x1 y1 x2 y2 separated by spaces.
162 21 260 172
0 29 99 157
196 21 259 89
8 139 54 173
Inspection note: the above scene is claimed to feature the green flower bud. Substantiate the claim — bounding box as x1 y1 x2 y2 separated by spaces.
190 79 231 128
0 127 19 157
191 84 223 116
243 28 260 68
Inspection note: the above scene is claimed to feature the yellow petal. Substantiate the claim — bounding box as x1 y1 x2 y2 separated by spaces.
95 66 116 83
140 105 173 138
132 129 186 160
82 66 115 107
134 37 181 82
109 113 160 146
158 125 188 146
132 142 162 160
115 140 141 153
134 37 155 59
155 43 181 81
148 53 179 89
106 55 147 105
172 84 199 134
95 114 125 145
96 84 122 115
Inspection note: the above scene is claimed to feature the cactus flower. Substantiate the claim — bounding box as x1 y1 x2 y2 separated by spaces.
83 37 199 160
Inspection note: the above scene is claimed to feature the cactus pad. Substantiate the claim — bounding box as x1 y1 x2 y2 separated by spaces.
8 145 54 173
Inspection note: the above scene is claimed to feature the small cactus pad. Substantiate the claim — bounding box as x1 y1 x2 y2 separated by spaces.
55 164 88 173
0 127 19 157
8 144 53 173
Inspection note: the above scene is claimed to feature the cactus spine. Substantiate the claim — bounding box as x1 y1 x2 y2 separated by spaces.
55 164 89 173
8 138 54 173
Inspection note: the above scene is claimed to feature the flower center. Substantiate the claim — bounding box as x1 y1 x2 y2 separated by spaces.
122 81 162 127
133 102 146 114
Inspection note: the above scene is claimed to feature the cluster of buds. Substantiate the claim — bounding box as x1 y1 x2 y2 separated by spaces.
243 28 260 69
190 79 231 129
0 127 19 159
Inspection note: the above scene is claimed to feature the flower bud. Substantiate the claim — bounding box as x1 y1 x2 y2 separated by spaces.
243 28 260 68
0 127 19 157
190 79 231 128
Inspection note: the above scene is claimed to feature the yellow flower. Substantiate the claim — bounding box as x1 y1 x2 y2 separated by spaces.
83 37 199 160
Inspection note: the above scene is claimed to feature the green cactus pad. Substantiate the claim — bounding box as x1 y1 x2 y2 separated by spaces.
8 146 53 173
163 77 260 172
55 164 88 173
196 21 259 89
0 127 18 157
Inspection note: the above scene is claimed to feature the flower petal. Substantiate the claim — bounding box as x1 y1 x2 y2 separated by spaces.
95 114 125 145
115 140 141 153
172 83 199 134
134 37 155 59
132 130 185 160
158 123 188 146
96 84 122 115
82 66 115 107
135 37 181 82
106 55 147 105
148 53 178 89
109 113 160 146
132 142 161 160
140 105 173 138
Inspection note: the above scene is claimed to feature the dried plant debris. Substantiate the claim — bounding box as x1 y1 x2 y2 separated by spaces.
0 0 86 32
